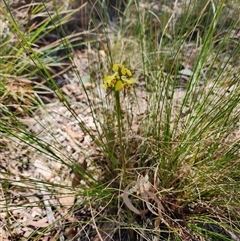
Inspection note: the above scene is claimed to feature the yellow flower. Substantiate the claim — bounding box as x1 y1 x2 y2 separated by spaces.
103 63 135 91
114 78 136 91
102 72 119 89
115 80 124 91
122 77 135 91
102 75 111 89
112 63 132 77
123 77 135 84
112 63 121 72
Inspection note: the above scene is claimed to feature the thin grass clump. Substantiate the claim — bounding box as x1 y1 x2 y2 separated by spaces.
0 0 240 240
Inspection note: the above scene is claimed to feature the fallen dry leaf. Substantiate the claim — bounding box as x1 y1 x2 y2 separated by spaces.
34 159 55 180
65 125 84 139
26 217 49 228
57 188 75 208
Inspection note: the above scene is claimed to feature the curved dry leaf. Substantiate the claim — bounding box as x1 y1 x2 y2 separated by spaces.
146 190 165 219
122 183 148 215
140 192 159 216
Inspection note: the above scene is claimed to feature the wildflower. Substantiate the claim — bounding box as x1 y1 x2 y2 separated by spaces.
103 63 135 91
103 72 118 89
112 63 132 77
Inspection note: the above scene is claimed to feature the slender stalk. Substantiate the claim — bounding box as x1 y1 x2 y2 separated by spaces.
114 91 126 177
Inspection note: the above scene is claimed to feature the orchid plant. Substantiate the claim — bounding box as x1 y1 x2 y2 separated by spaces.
102 63 135 180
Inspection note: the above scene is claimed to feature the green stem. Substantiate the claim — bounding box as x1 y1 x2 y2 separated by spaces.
115 91 126 177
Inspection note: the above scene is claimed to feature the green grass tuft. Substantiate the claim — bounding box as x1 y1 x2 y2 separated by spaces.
0 0 239 240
